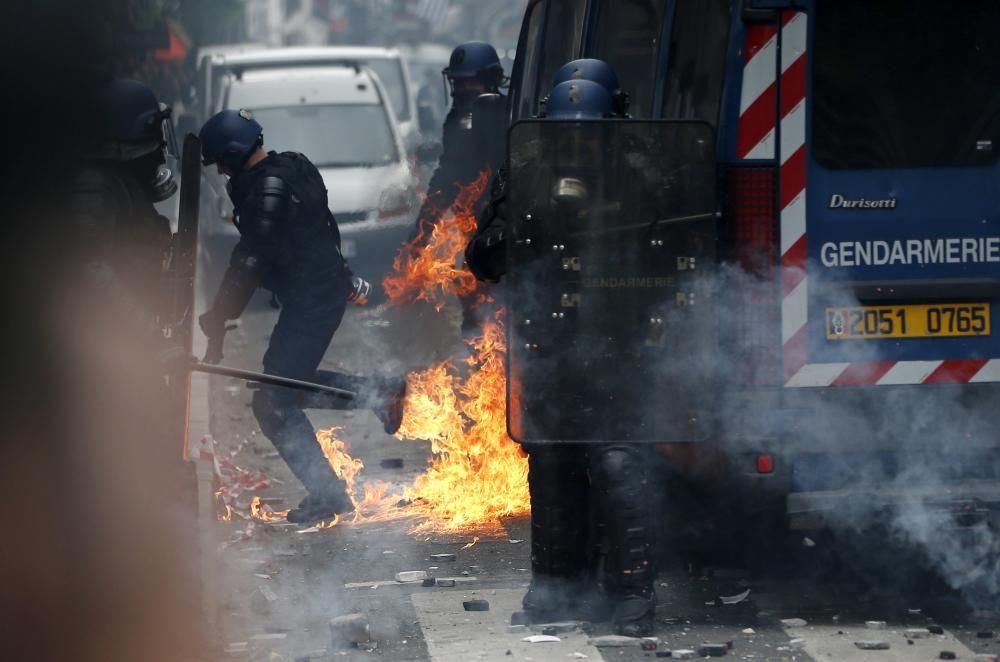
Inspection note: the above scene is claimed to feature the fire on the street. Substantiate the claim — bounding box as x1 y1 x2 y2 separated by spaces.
247 173 530 532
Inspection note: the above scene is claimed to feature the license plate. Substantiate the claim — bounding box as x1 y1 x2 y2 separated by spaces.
825 303 991 340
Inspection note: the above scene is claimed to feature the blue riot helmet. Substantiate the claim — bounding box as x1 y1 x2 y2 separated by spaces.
95 79 172 161
549 59 630 117
199 109 264 173
543 80 615 120
443 41 506 102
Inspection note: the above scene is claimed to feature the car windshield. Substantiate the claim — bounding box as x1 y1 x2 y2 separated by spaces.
250 104 398 168
365 59 411 122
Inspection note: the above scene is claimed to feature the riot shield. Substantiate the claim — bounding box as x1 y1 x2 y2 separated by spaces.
506 120 717 444
168 133 201 460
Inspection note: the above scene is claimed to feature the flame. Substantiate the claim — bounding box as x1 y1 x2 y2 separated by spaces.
383 170 491 309
249 496 287 523
242 175 530 533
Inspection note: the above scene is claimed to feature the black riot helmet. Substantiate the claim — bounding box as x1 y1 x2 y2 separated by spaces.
547 59 630 117
199 109 264 173
95 79 172 162
443 41 506 102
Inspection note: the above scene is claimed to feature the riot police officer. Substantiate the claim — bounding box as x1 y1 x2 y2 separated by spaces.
465 67 658 637
198 109 406 524
72 79 179 358
414 41 507 334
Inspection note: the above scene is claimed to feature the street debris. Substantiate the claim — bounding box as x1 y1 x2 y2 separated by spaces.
522 635 560 643
781 618 807 628
699 642 729 657
421 577 436 587
978 630 996 639
396 570 428 583
588 635 646 648
531 622 582 634
720 589 751 605
431 553 457 562
462 536 480 550
854 641 890 650
463 599 490 611
379 458 404 469
328 613 370 647
929 625 945 635
437 579 457 588
742 628 756 635
904 628 931 639
940 652 957 660
641 638 658 651
802 536 816 548
509 539 524 544
865 621 887 630
789 637 806 649
672 649 697 660
570 653 588 659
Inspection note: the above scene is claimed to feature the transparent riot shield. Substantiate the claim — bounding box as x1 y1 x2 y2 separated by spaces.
506 120 717 444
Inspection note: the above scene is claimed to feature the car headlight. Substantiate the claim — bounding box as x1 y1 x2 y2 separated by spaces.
378 186 416 220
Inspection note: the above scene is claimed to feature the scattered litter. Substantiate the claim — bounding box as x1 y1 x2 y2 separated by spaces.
396 571 428 583
673 649 697 660
382 550 395 555
699 642 729 657
328 613 370 647
789 638 806 650
978 630 996 639
436 579 457 588
742 628 756 635
509 539 524 544
854 641 890 650
532 622 583 634
522 635 560 643
904 628 931 639
462 537 480 550
802 536 816 548
908 608 922 616
421 578 436 587
781 618 807 628
379 458 404 469
296 527 319 534
469 565 484 574
463 599 490 612
940 652 957 660
720 589 751 605
929 625 945 635
431 553 457 562
866 621 887 630
570 654 588 659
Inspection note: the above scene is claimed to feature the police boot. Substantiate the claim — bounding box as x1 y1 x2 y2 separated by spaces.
522 445 591 622
591 444 657 637
372 375 407 434
286 490 354 524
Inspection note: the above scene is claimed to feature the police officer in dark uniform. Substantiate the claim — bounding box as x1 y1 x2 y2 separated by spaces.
198 109 406 524
414 41 507 333
466 66 658 637
72 79 180 359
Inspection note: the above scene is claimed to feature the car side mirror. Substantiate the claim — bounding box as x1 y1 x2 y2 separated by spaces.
416 141 443 165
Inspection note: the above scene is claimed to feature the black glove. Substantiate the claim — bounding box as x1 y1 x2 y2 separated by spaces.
347 276 372 305
199 309 227 340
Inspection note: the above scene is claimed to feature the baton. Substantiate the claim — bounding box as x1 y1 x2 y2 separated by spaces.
189 361 357 400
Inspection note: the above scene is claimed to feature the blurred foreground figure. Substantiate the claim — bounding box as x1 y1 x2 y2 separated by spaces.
198 109 406 524
465 63 658 637
415 41 508 334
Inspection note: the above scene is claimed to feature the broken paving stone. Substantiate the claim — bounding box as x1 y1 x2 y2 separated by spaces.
928 625 945 635
463 599 490 612
866 621 887 630
395 570 428 583
421 578 436 587
673 650 697 660
699 643 729 657
854 641 890 650
436 579 456 588
521 635 560 643
940 652 957 660
328 613 370 646
430 553 457 562
742 628 756 635
379 458 404 469
781 618 808 628
904 628 932 639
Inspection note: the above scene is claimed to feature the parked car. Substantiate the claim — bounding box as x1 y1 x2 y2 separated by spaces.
212 65 418 290
197 46 421 154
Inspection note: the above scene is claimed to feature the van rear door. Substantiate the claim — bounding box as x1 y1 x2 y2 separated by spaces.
783 0 1000 387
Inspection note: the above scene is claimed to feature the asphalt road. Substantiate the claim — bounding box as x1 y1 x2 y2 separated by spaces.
200 270 1000 661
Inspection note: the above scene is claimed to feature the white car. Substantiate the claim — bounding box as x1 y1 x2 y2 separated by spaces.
202 46 421 154
212 66 418 289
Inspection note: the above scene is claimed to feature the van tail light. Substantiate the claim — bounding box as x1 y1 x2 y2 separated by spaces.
724 166 779 386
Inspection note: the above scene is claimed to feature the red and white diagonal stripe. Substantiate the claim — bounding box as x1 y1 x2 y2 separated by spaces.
737 12 1000 387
